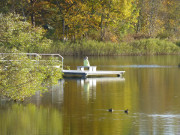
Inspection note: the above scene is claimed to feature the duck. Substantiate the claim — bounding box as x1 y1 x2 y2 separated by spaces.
124 109 128 114
108 108 113 112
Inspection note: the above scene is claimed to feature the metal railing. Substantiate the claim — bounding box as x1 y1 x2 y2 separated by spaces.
0 53 40 57
0 53 64 70
38 54 64 69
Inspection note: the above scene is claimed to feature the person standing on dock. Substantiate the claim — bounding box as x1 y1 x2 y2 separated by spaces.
84 56 90 66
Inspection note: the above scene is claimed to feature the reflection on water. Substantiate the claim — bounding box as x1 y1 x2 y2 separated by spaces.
29 77 125 105
139 114 180 134
0 102 63 135
29 80 64 107
77 78 96 102
1 55 180 135
0 81 64 135
107 65 176 68
76 77 125 102
151 114 180 134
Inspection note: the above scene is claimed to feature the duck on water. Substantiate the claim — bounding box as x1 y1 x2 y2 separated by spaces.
108 108 129 114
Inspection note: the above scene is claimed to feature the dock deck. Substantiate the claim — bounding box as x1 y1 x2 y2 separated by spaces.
63 70 125 78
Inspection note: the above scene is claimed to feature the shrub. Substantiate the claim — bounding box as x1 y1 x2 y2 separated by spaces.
176 41 180 47
0 50 63 101
0 13 52 53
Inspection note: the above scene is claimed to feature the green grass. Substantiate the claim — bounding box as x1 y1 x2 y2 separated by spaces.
49 38 180 56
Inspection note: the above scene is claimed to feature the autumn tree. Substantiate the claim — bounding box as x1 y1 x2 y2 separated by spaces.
89 0 138 41
136 0 180 39
160 0 180 39
0 0 179 41
0 13 52 52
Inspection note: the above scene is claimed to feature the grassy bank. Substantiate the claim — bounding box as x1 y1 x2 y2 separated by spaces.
49 38 180 56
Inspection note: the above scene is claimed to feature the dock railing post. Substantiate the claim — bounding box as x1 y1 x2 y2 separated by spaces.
62 57 64 70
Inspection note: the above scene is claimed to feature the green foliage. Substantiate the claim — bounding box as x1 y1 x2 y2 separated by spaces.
128 39 180 55
156 32 172 39
0 51 63 101
0 0 179 41
176 41 180 47
0 13 52 53
51 40 120 56
50 39 180 56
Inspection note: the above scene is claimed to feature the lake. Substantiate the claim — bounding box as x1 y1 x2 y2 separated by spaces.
0 55 180 135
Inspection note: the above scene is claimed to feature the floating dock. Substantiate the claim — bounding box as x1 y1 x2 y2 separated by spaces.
63 70 125 78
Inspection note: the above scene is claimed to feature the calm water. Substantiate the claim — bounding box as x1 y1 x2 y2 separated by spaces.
1 55 180 135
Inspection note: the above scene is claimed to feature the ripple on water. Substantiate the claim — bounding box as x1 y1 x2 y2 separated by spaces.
148 114 180 118
102 65 176 68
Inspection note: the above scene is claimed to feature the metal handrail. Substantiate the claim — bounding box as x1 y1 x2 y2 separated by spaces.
38 54 64 70
0 53 64 70
0 53 40 55
0 53 40 64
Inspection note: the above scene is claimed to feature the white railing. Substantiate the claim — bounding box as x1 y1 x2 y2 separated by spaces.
0 53 64 69
38 54 64 69
0 53 40 57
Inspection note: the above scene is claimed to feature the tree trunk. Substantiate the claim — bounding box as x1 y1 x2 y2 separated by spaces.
21 0 26 21
62 18 65 41
100 1 105 41
149 0 156 37
30 0 35 27
136 0 144 33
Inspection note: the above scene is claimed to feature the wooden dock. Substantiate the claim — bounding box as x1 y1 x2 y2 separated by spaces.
63 70 125 78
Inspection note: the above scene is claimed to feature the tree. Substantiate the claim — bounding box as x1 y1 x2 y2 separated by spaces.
160 0 180 39
136 0 180 38
0 13 52 52
93 0 138 41
0 51 63 101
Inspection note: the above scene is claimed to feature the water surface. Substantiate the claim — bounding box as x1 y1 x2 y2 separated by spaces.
1 55 180 135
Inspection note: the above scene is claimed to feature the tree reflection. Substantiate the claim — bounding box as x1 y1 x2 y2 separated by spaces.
0 103 63 135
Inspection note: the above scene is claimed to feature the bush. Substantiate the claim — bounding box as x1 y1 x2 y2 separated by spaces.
0 50 63 101
176 41 180 47
0 13 52 53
